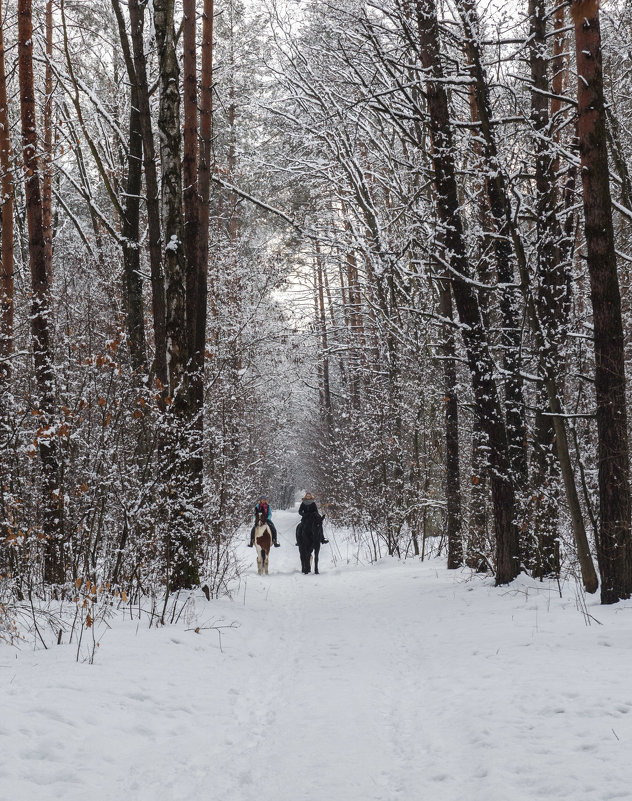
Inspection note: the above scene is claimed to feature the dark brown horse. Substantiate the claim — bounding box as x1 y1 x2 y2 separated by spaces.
253 511 273 575
296 513 326 574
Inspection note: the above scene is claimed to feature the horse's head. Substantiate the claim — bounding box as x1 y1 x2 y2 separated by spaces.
255 511 266 527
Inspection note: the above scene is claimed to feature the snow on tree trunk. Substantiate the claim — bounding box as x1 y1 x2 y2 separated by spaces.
154 0 200 591
415 0 519 585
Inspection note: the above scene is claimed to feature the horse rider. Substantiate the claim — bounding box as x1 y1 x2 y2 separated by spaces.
249 495 280 548
296 492 328 545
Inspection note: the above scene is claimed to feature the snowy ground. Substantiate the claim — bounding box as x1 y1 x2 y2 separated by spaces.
3 507 632 801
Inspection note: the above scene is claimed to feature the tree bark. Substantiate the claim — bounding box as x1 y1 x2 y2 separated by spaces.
345 246 365 408
121 91 147 373
526 0 564 577
571 0 632 603
438 278 463 569
183 0 200 355
42 0 54 283
315 241 332 420
154 0 188 403
110 0 148 374
182 0 210 564
18 0 63 585
467 420 490 571
0 0 13 379
154 0 200 590
197 0 213 361
0 0 14 558
127 0 167 388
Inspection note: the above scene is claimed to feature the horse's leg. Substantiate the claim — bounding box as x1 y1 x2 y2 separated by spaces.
300 543 309 573
255 543 262 575
263 548 268 575
314 542 320 574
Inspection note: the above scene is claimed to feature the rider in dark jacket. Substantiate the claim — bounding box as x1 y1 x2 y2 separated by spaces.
297 492 328 544
249 496 279 547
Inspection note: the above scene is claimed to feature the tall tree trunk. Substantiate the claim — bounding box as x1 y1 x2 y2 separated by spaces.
127 0 167 388
0 0 13 379
438 277 463 569
18 0 63 585
531 399 560 576
182 0 210 562
183 0 200 353
571 0 632 603
155 0 188 402
315 241 332 420
458 0 528 501
191 0 213 485
527 0 563 576
42 0 54 282
110 0 147 373
467 419 490 571
154 0 199 590
0 0 14 559
550 2 577 297
197 0 213 358
345 247 364 408
415 0 519 585
121 92 147 372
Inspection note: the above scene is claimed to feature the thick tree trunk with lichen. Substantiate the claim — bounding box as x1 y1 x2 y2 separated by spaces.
571 0 632 603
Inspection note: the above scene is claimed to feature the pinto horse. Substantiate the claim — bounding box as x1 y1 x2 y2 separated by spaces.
296 513 326 574
253 511 273 575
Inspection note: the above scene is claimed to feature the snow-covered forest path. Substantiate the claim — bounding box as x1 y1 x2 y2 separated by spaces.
4 508 632 801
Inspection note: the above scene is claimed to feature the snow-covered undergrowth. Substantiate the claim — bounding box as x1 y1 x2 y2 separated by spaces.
2 508 631 801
